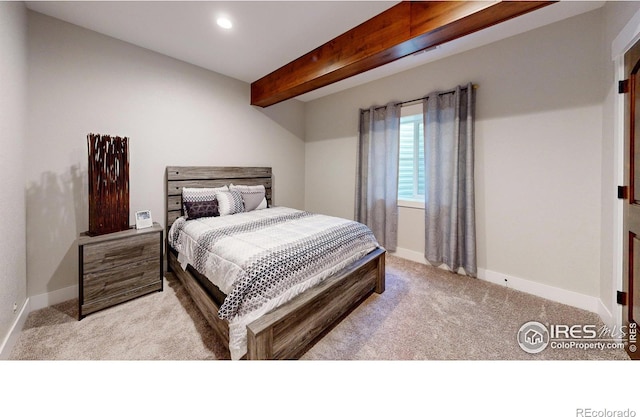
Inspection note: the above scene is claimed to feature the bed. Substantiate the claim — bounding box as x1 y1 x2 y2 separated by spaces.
165 166 386 360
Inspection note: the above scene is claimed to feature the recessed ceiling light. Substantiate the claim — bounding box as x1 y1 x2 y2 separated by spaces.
217 17 232 29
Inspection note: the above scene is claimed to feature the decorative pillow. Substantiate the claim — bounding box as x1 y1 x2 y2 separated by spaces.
215 190 245 216
182 186 228 219
183 200 219 220
229 184 267 212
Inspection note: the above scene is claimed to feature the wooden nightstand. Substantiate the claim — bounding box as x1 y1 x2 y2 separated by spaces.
78 222 163 319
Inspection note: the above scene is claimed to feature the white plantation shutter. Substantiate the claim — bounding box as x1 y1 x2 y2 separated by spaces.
398 113 424 201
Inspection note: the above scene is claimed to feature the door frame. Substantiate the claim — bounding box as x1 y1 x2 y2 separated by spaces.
613 8 640 331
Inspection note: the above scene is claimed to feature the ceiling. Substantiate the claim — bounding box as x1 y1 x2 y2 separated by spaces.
25 1 605 103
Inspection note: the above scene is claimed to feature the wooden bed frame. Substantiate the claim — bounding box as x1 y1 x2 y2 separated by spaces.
165 166 385 360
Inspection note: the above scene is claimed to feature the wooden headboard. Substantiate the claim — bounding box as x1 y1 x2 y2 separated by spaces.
165 166 273 233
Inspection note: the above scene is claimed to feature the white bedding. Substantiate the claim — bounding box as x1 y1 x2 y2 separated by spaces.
168 206 380 359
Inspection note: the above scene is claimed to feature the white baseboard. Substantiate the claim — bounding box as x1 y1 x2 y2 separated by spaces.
476 268 600 314
0 285 77 359
391 247 605 319
391 247 430 265
0 299 30 360
29 284 78 311
597 300 618 331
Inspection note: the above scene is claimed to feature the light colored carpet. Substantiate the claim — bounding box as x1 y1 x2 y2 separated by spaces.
8 255 629 360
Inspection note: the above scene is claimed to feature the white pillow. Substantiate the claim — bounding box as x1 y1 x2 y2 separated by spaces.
256 197 267 210
229 184 267 212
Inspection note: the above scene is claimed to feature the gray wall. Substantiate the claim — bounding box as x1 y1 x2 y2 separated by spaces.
0 1 28 350
25 11 306 297
305 9 607 297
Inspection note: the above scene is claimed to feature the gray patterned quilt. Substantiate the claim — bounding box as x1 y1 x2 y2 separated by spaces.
168 206 380 359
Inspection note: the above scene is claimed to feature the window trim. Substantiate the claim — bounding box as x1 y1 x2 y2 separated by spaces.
398 199 425 209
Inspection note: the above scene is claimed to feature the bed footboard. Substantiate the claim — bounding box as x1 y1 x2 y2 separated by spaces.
246 247 386 360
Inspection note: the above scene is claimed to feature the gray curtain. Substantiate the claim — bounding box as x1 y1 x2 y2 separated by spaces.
423 83 476 276
355 102 400 251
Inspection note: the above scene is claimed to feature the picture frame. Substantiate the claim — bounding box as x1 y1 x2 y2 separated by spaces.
135 210 153 229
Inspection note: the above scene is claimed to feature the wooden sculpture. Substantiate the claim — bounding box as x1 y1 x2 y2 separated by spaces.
87 133 129 236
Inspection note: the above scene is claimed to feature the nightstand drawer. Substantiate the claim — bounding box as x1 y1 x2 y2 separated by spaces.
78 223 164 319
83 258 160 304
83 232 160 274
81 280 163 316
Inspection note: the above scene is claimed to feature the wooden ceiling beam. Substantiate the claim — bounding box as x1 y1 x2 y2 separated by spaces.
250 1 555 107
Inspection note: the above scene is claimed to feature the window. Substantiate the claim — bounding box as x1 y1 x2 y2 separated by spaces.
398 104 424 205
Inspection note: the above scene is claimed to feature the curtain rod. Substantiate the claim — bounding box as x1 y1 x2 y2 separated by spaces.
360 83 478 113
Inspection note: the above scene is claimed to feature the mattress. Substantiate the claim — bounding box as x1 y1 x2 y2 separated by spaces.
167 206 380 359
